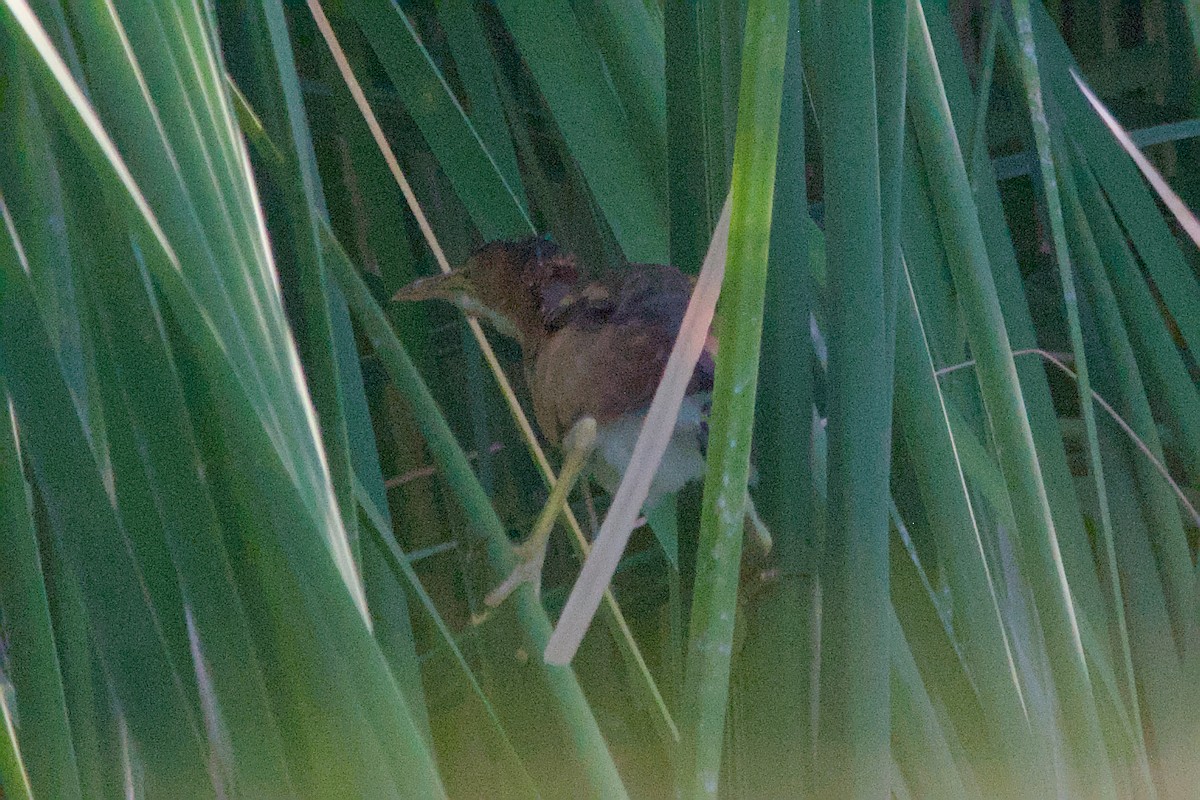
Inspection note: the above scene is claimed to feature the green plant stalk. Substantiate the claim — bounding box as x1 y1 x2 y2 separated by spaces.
1024 2 1200 355
256 0 364 577
666 0 722 272
736 1 816 793
922 2 1112 640
1019 0 1197 734
1056 160 1151 764
1185 1 1200 71
908 5 1115 796
965 0 1000 181
37 534 104 798
4 3 447 793
241 0 437 737
815 2 892 797
1065 159 1200 794
1077 170 1200 487
898 130 969 370
579 0 666 178
280 21 444 723
435 0 528 210
1013 12 1193 655
354 480 542 799
679 0 789 796
874 0 908 345
0 247 211 794
1071 155 1200 505
322 223 630 799
1092 420 1196 796
888 603 974 800
82 201 311 797
40 0 369 626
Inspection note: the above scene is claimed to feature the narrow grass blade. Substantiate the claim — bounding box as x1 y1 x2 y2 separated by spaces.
492 0 667 261
888 604 976 800
240 9 434 733
336 0 531 239
354 478 542 799
574 0 666 176
895 259 1048 797
0 239 212 794
1023 2 1200 354
1070 155 1200 489
1012 1 1150 783
0 685 33 800
907 5 1115 795
0 383 82 799
252 0 364 575
1070 70 1200 250
920 1 1112 663
436 0 527 211
666 0 721 272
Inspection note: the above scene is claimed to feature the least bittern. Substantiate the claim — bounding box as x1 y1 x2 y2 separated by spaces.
395 237 769 607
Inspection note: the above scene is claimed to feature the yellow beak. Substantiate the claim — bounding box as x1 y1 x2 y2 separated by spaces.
392 271 475 304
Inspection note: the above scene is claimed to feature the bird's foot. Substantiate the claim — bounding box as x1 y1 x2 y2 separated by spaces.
483 417 597 610
484 530 553 608
743 494 773 554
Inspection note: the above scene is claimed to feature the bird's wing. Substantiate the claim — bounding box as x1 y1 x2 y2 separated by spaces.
529 264 714 445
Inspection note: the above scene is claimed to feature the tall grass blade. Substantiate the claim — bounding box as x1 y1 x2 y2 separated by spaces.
735 1 816 793
336 0 531 239
679 1 789 795
907 4 1115 795
491 0 667 261
816 2 893 796
0 379 81 799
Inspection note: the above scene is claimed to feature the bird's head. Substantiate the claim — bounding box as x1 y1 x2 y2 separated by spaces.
393 237 578 346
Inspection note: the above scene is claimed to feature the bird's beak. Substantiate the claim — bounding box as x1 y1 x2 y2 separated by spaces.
393 266 525 342
392 271 475 304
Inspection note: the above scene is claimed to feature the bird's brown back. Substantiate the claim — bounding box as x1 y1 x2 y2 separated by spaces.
527 263 714 446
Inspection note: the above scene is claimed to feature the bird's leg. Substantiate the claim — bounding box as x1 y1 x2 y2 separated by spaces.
581 478 601 541
485 416 598 608
743 494 773 554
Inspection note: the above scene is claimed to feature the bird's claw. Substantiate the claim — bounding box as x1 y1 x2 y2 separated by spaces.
484 536 551 608
482 416 597 612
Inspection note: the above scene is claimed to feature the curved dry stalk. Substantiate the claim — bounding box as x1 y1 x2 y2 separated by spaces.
305 0 677 741
937 348 1200 529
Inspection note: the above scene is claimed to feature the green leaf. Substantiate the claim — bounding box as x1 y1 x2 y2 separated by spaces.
681 0 789 795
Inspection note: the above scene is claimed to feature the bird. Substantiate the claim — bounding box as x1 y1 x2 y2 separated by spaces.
394 236 769 608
